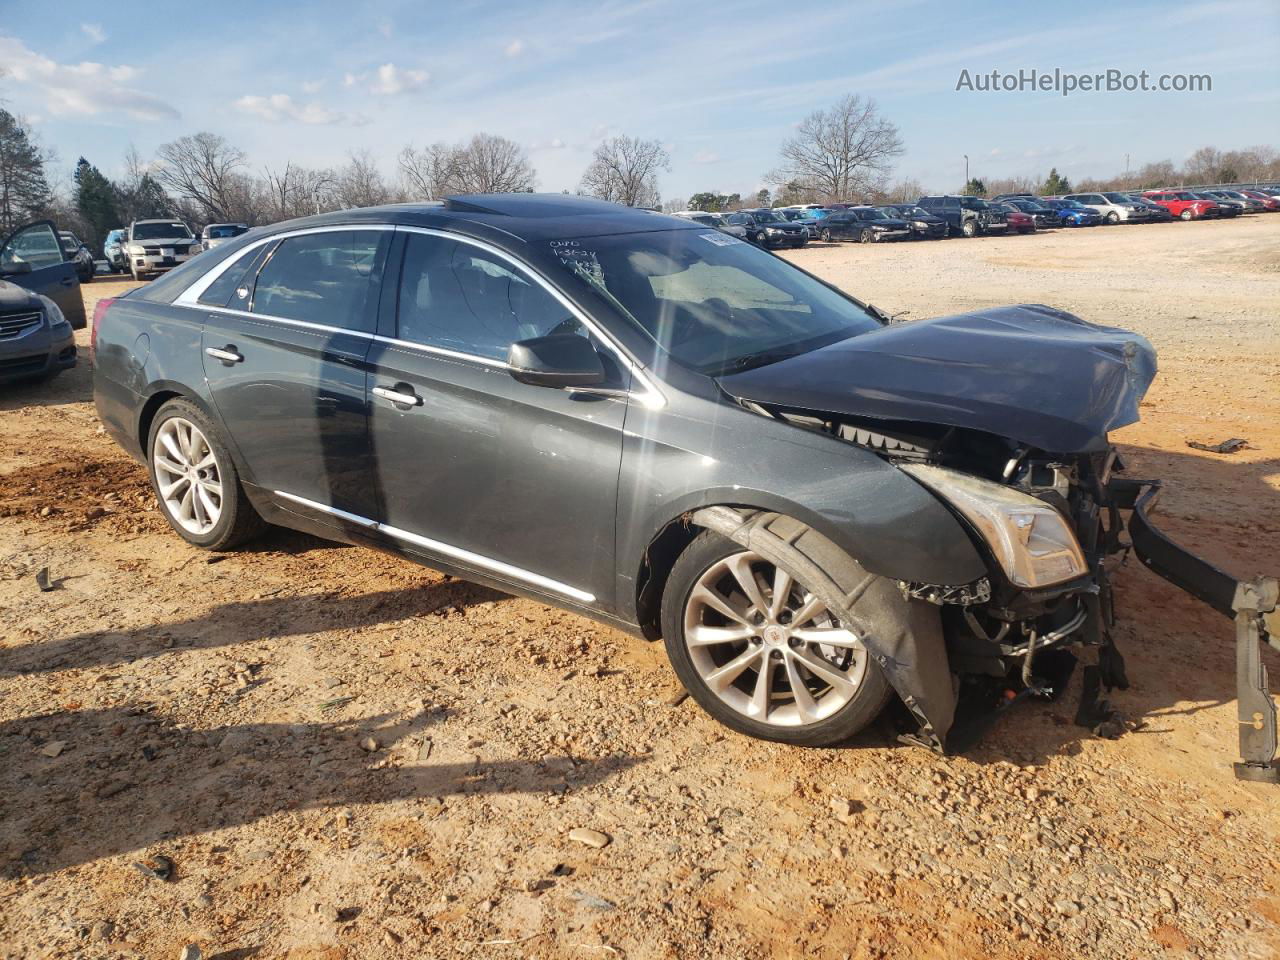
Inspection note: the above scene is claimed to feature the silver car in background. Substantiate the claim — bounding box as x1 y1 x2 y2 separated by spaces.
200 222 250 252
125 219 199 281
671 210 749 241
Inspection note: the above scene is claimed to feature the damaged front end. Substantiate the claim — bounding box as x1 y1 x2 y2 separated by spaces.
718 305 1278 782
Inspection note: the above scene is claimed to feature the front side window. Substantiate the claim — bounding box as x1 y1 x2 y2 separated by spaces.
252 230 384 332
1 222 65 270
396 233 583 361
542 229 881 375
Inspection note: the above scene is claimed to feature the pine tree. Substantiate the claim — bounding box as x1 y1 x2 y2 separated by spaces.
1041 168 1071 196
0 109 53 233
74 157 121 254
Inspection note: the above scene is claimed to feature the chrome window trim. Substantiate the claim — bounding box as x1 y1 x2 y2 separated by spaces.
274 491 596 603
173 221 665 408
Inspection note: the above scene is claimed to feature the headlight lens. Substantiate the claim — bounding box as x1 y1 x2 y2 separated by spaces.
901 464 1088 588
127 243 145 255
38 294 68 329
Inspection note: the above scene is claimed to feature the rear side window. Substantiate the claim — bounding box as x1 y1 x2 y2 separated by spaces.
396 233 581 361
198 245 268 308
252 230 385 332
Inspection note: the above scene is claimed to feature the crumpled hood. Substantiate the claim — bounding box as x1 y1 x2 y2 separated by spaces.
0 279 40 312
717 304 1157 453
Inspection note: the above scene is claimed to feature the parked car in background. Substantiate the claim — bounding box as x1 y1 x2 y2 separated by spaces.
58 231 96 283
917 196 1007 237
1202 190 1264 214
726 209 808 248
125 219 199 280
88 193 1247 763
1188 192 1240 217
200 222 250 252
816 207 911 243
0 219 87 330
991 193 1037 203
1002 198 1060 229
672 211 749 241
1238 189 1280 211
1039 198 1105 227
104 228 128 272
1142 190 1220 220
1063 193 1151 224
988 202 1037 234
1121 195 1174 222
878 204 947 239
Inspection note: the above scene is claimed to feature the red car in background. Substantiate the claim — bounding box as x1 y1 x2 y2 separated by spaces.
1142 190 1220 220
989 201 1037 233
1239 190 1280 211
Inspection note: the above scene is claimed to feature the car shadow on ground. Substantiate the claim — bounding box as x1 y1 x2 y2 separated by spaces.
1 579 510 678
0 705 643 876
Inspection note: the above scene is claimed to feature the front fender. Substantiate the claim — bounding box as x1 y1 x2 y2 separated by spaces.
615 393 987 618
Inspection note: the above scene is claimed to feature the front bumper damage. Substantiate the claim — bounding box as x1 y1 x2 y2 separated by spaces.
1111 478 1279 783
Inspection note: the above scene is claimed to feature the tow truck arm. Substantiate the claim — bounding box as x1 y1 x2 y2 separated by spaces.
1111 478 1279 783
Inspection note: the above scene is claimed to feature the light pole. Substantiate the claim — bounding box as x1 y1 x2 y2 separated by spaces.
964 154 969 188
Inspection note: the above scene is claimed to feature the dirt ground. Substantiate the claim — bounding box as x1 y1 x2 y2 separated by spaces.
1 217 1278 960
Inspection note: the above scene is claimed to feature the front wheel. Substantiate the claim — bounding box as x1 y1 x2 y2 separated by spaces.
961 219 978 237
661 532 891 745
148 398 265 550
820 228 833 243
859 228 875 244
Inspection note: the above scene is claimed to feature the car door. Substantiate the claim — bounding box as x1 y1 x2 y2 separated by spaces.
364 229 629 608
0 220 86 328
199 227 391 523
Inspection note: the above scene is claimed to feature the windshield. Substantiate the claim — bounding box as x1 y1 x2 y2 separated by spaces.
133 222 192 240
106 230 124 242
751 211 785 224
543 230 881 375
206 224 246 239
854 208 886 220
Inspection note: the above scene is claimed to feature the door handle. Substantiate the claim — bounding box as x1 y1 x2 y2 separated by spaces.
373 385 423 407
60 276 75 286
205 346 244 364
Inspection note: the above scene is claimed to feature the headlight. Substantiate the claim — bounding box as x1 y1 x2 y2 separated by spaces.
914 220 928 228
127 243 145 255
765 227 781 234
38 294 68 329
900 464 1088 588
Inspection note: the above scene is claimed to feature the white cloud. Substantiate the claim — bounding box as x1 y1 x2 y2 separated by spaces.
301 79 325 94
504 39 525 57
233 93 369 126
368 63 428 95
692 150 720 164
80 23 106 45
0 35 178 121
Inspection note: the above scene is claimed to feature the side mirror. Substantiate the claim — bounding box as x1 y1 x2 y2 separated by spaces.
507 335 605 388
0 260 33 276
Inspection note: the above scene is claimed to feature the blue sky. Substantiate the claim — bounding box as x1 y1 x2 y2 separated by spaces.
1 0 1277 200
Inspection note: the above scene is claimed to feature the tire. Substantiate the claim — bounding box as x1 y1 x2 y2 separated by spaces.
820 228 833 243
147 398 265 550
661 529 892 746
1106 212 1120 224
961 219 978 238
859 228 874 244
1180 209 1193 221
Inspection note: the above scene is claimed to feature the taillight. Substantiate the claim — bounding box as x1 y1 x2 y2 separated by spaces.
91 297 116 360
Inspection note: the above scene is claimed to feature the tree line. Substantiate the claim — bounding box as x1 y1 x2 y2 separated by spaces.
3 97 1276 255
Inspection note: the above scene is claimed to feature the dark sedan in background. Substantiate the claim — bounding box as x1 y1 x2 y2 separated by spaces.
878 204 947 239
0 278 76 383
725 209 808 248
818 206 912 243
1001 198 1060 229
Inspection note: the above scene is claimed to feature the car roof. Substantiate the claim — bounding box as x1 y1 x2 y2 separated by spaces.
263 194 701 246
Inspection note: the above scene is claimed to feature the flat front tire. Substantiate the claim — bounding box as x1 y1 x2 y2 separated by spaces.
148 398 264 550
661 531 891 746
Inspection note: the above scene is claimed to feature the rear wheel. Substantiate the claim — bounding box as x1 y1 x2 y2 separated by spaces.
148 398 264 550
1180 209 1194 220
661 532 891 745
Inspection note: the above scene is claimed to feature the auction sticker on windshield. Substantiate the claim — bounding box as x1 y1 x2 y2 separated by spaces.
699 232 742 246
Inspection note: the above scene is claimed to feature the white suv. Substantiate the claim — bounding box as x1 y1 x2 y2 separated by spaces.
125 219 199 280
1064 193 1150 224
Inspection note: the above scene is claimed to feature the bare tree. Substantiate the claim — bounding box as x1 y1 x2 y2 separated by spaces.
154 132 248 222
767 94 904 203
578 135 670 207
333 151 392 209
399 134 536 198
265 162 337 220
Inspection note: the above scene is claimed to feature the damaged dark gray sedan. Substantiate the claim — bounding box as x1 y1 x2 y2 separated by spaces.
92 195 1279 780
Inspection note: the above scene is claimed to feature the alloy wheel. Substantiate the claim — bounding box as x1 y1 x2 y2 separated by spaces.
682 551 870 727
153 417 223 536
